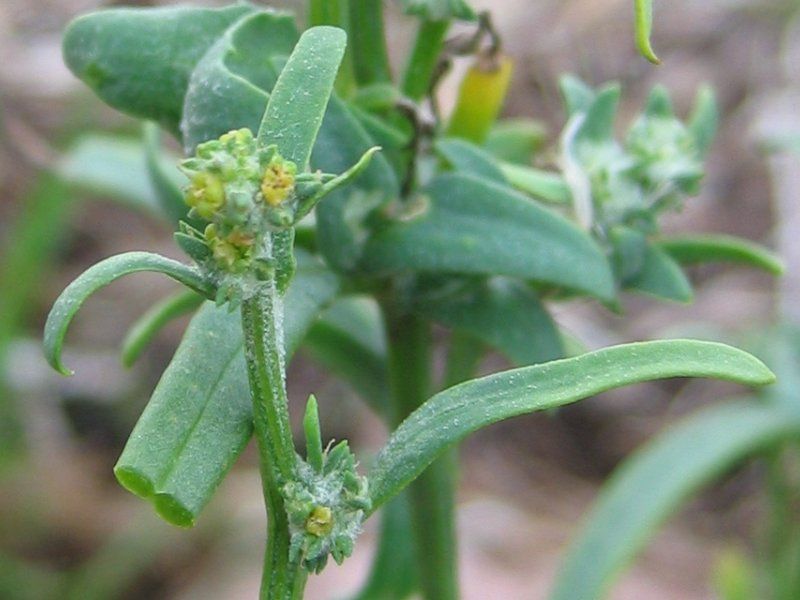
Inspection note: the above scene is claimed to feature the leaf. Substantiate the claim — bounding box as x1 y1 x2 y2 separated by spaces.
360 173 616 300
626 243 693 303
62 4 256 135
415 278 564 366
180 11 298 152
258 26 347 168
142 123 189 224
551 400 800 600
435 138 507 184
688 85 718 158
368 340 775 509
115 257 340 526
303 297 389 418
58 134 175 217
44 252 213 376
397 0 476 21
121 290 204 368
499 163 571 204
484 119 547 165
634 0 660 64
575 84 621 143
658 235 783 275
312 97 400 272
560 75 596 117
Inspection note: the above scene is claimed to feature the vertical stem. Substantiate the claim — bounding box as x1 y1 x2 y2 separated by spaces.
765 449 794 600
385 310 459 600
347 0 392 86
402 19 449 101
309 0 356 97
240 249 306 600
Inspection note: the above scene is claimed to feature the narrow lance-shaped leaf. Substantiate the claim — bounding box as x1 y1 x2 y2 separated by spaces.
634 0 660 64
368 340 775 509
258 26 346 169
44 252 213 376
115 257 340 526
658 235 784 276
688 85 718 158
551 400 800 600
360 173 616 301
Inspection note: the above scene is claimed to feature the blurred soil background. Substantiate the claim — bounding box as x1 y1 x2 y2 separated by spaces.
1 0 798 598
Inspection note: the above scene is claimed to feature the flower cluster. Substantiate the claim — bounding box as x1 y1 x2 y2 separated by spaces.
561 79 713 237
282 441 371 574
176 128 303 276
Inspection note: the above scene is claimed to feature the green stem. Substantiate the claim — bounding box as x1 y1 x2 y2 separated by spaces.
385 310 459 600
240 247 305 600
766 449 794 600
309 0 356 96
402 19 449 101
347 0 392 86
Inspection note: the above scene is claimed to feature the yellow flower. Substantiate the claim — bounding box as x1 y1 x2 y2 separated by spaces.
260 158 296 206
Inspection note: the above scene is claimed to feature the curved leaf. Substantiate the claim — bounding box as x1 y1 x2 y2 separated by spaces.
634 0 660 64
115 256 340 526
360 173 616 300
368 340 775 509
121 290 204 368
415 278 563 366
44 252 212 376
551 401 800 600
63 5 255 134
658 235 784 276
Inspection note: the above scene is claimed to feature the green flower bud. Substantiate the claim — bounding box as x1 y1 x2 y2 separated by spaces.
283 441 370 573
185 172 225 219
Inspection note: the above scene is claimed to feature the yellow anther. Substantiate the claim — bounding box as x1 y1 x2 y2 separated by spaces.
260 159 296 206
